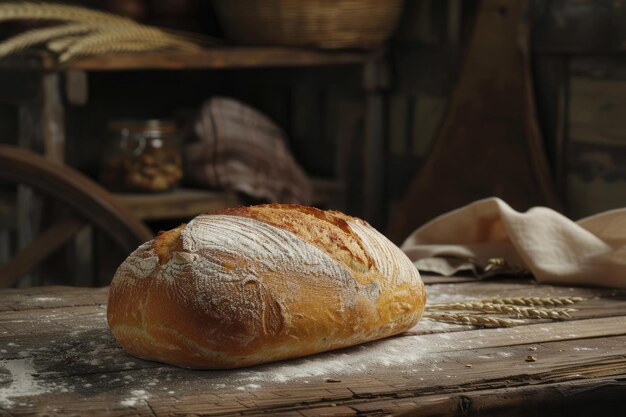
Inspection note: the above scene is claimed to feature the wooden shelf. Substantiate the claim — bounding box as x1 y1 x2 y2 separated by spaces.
0 48 370 72
113 188 240 221
0 44 381 224
113 179 344 221
1 178 343 225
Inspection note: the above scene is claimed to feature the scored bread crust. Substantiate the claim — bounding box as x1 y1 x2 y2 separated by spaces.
107 204 426 369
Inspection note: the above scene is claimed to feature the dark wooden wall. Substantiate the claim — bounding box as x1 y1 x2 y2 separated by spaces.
386 0 626 225
3 0 626 225
384 0 475 226
532 0 626 219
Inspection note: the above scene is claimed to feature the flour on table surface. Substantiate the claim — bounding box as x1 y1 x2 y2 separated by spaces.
216 331 457 387
33 297 61 302
120 389 149 407
0 358 66 407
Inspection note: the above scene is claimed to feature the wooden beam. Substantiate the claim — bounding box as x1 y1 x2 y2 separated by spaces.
363 57 391 230
0 218 84 288
66 48 368 71
0 49 368 71
41 73 65 163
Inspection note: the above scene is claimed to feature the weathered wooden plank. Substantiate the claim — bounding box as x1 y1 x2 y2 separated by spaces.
2 329 626 415
569 76 626 146
565 73 626 215
533 54 568 194
68 49 369 72
291 83 327 178
0 288 623 365
532 0 626 53
114 181 342 222
113 188 241 221
17 98 44 288
333 93 365 217
0 218 84 288
363 91 386 229
396 376 626 417
0 49 368 72
1 282 625 415
389 94 409 155
410 94 447 158
0 285 107 312
446 0 463 46
565 143 626 218
362 55 391 229
570 56 626 79
41 73 65 163
64 70 88 106
421 275 478 285
425 279 626 301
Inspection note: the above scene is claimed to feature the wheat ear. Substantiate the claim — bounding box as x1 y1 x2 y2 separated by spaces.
49 37 175 54
58 27 199 63
0 2 132 24
0 24 94 58
479 297 584 307
424 313 524 328
47 36 80 53
426 302 575 320
58 40 185 62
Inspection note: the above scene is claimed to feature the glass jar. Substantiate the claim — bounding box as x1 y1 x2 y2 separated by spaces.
99 119 183 192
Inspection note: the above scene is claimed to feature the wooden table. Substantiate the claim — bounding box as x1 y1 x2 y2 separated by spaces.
1 277 626 416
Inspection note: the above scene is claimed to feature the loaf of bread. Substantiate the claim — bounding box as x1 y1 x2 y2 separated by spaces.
107 204 425 369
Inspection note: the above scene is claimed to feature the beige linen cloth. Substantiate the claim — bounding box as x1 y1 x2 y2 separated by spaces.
401 197 626 289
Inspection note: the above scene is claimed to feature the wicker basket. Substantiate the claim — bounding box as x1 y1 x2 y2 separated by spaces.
212 0 404 50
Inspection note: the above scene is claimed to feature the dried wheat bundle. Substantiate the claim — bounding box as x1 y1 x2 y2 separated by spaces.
426 302 575 320
0 2 132 24
0 1 208 62
424 296 584 328
424 313 524 328
58 26 199 62
479 296 584 307
0 23 91 57
47 36 80 53
57 39 190 62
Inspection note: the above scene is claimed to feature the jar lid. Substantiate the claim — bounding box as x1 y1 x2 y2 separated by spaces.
107 119 176 133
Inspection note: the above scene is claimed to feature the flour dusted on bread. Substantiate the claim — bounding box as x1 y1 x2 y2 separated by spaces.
107 204 426 369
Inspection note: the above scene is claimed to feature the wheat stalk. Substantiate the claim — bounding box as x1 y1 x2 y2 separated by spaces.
426 302 575 320
0 23 93 58
58 26 200 63
58 40 186 61
0 2 133 24
479 297 584 307
47 36 80 53
0 2 212 62
424 313 524 328
424 296 584 328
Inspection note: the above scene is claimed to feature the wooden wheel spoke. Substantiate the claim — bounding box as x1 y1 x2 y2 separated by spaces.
0 144 153 285
0 217 84 287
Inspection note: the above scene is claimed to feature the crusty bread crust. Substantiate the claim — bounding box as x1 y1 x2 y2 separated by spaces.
107 204 425 369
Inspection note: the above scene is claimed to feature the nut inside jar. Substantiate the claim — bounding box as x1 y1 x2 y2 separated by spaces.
100 119 183 192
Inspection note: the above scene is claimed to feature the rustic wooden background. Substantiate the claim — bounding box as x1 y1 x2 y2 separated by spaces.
3 0 626 223
2 0 626 285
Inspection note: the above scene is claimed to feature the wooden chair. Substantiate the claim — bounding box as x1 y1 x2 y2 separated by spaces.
0 144 153 287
